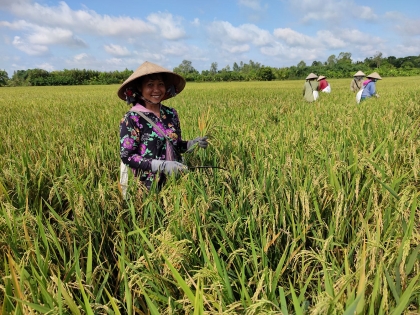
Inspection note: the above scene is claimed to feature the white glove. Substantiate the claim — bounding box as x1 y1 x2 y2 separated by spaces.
151 160 188 176
187 136 208 150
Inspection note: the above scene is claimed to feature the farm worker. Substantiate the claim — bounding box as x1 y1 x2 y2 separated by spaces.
360 72 382 102
317 75 331 93
350 70 365 92
118 61 208 192
303 73 319 102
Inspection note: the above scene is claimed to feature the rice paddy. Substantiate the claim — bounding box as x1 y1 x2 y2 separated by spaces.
0 76 419 314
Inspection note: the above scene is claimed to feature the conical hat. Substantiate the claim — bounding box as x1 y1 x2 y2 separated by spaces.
353 70 365 77
306 73 318 80
117 61 186 101
366 72 382 80
317 75 326 81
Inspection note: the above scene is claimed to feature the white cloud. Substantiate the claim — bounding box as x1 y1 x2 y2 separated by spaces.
339 28 383 45
73 53 91 62
3 1 156 37
104 44 131 57
261 42 319 61
358 6 377 20
224 44 250 53
316 30 346 49
288 0 378 23
147 12 186 40
1 20 87 47
12 36 48 55
35 62 55 72
273 28 318 47
208 21 273 46
161 42 191 56
28 27 86 47
241 24 272 46
384 11 420 36
191 18 200 27
273 27 384 51
389 39 420 56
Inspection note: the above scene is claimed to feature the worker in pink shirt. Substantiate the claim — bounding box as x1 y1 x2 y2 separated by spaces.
317 76 331 93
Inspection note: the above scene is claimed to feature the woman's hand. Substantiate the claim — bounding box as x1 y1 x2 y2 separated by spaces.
187 136 208 151
151 160 188 176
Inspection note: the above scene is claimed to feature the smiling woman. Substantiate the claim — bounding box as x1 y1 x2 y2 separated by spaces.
117 61 209 195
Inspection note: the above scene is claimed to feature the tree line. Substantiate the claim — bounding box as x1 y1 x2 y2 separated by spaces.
1 52 419 87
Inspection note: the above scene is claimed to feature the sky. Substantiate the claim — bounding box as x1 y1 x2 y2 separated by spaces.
1 0 420 76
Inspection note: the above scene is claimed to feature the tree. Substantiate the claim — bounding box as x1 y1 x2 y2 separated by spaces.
297 60 306 68
337 52 352 64
248 60 261 70
373 51 383 68
210 62 218 74
0 70 8 86
326 55 337 66
257 67 274 81
233 62 240 72
173 60 197 74
402 61 414 69
387 56 397 67
312 61 323 67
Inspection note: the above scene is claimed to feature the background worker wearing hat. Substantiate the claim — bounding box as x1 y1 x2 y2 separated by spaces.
317 75 331 93
303 73 319 102
118 61 208 191
350 70 366 93
360 72 382 102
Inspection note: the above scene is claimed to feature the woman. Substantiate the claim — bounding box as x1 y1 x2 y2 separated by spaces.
360 72 382 101
350 70 365 92
118 61 208 191
303 73 319 102
317 75 331 93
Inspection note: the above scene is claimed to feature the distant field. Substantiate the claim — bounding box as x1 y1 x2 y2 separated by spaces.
1 77 419 314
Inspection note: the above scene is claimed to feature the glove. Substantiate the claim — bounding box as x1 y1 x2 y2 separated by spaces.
151 160 188 176
187 136 208 150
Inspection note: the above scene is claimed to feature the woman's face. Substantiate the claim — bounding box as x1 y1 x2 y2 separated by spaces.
139 75 166 103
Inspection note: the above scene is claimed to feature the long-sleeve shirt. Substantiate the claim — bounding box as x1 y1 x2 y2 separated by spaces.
303 80 319 102
361 80 376 98
119 103 188 188
350 78 363 92
318 79 329 91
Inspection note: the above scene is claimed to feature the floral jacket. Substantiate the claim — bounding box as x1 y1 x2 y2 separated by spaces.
119 103 188 188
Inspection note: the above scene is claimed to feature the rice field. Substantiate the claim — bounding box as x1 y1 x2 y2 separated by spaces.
0 76 419 314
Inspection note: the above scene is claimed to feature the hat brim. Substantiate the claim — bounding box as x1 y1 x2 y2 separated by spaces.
117 61 186 101
305 73 318 80
366 72 382 80
353 71 366 77
317 76 326 81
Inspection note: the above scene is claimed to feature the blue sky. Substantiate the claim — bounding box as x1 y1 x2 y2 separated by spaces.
1 0 420 76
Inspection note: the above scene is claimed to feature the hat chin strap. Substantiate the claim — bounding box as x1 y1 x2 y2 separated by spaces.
141 96 161 106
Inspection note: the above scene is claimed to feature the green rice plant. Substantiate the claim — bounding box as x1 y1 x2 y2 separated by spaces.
1 77 420 314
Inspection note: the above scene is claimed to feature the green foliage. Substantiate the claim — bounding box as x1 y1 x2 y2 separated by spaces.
0 70 9 86
173 60 198 76
2 54 420 88
6 68 132 87
257 67 275 81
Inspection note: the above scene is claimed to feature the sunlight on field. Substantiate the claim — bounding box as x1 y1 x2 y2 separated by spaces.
1 77 419 314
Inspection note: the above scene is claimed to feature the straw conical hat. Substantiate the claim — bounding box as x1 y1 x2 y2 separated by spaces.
317 75 326 81
306 73 318 80
366 72 382 80
117 61 186 101
353 70 365 77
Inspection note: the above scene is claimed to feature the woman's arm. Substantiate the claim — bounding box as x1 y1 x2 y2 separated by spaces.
119 113 152 171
